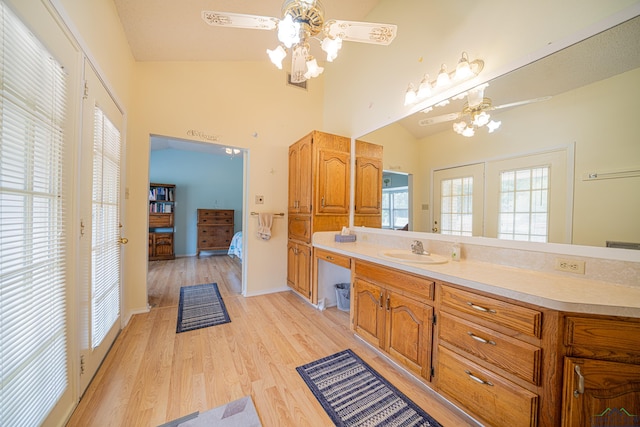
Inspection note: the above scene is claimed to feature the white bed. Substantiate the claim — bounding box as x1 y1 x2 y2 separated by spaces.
227 231 243 261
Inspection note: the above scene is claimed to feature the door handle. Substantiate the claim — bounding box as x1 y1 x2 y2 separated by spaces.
119 237 129 244
573 365 585 398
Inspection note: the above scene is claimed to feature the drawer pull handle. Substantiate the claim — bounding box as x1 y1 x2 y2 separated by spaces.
467 332 496 345
467 302 496 314
465 370 493 386
573 365 585 398
379 292 383 308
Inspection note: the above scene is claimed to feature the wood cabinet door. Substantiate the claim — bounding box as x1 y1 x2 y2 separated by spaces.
562 357 640 427
353 279 385 348
296 244 312 299
316 148 350 215
288 144 299 213
286 241 297 290
355 156 382 215
386 292 433 379
297 137 312 214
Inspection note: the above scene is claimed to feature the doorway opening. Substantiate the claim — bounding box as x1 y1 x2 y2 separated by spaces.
147 135 247 305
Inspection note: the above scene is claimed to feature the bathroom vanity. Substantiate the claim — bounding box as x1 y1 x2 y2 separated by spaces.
312 229 640 427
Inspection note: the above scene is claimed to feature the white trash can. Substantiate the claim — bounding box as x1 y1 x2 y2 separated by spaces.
335 283 350 312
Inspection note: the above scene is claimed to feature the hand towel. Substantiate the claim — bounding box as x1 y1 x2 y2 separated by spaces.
256 213 273 241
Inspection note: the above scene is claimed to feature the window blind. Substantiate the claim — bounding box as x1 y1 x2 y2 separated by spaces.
91 107 121 349
0 2 69 426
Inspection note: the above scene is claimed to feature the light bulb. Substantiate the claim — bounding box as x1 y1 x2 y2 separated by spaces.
404 84 417 105
266 45 287 69
304 57 323 79
436 64 450 87
473 111 490 127
277 14 300 48
416 74 431 99
487 120 502 133
461 126 475 137
321 37 342 62
455 52 473 80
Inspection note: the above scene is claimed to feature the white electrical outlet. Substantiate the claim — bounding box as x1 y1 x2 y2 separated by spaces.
554 258 586 274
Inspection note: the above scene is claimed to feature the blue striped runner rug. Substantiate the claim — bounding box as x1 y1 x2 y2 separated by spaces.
176 283 231 333
297 349 442 427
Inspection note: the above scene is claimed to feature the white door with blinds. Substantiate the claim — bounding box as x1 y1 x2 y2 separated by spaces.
78 60 125 394
432 163 485 236
0 1 77 425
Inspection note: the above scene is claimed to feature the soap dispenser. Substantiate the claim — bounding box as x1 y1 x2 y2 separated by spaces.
451 241 461 262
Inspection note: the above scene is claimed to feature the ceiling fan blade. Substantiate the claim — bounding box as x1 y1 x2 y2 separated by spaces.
493 96 552 110
201 11 277 30
419 112 461 126
324 20 397 45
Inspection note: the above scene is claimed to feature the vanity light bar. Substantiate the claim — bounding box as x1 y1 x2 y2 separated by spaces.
404 52 484 106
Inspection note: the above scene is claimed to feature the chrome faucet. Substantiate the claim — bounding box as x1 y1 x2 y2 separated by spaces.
411 240 425 254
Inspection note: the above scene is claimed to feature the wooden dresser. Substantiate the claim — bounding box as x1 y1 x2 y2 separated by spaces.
196 209 234 256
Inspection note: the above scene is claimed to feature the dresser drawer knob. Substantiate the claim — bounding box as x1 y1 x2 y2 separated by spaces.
467 332 496 345
467 302 496 314
465 370 494 386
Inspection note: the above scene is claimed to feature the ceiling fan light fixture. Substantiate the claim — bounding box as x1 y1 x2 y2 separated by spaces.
321 36 342 62
304 57 324 79
461 126 475 137
473 111 491 127
487 120 502 133
453 121 467 134
277 14 301 48
267 45 287 69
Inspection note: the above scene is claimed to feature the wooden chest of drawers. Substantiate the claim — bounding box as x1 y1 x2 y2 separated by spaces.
196 209 234 256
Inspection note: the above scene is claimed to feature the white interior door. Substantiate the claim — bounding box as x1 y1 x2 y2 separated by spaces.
432 163 485 236
78 60 125 394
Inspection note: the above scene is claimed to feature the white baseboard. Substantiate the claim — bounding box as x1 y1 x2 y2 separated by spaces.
243 286 291 297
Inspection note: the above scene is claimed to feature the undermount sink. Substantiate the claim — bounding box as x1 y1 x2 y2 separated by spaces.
378 249 449 264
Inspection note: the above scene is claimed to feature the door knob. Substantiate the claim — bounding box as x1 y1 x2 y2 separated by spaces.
119 237 129 244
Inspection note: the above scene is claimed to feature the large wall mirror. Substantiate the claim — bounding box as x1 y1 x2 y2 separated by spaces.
357 15 640 248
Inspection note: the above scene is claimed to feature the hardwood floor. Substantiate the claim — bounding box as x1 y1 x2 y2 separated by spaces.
67 255 478 427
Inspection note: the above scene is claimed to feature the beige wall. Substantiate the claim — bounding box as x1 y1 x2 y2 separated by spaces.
127 61 324 310
324 0 639 138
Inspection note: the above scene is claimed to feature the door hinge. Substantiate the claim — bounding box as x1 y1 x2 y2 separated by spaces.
430 366 435 377
432 314 437 325
83 80 89 99
80 355 85 375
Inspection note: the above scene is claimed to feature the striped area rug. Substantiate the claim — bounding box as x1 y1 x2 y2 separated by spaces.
297 349 442 427
176 283 231 333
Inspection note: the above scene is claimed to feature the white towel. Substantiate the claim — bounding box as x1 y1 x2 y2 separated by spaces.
256 213 273 241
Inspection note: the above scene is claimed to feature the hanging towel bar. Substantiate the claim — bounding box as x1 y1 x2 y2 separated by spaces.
251 212 285 217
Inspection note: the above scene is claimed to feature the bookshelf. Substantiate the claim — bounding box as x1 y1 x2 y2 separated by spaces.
149 183 175 260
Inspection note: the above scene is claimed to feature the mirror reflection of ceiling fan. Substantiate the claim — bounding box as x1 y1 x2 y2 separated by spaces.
419 84 552 137
201 0 397 83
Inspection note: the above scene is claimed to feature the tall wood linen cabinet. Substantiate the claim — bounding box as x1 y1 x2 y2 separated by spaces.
287 131 350 302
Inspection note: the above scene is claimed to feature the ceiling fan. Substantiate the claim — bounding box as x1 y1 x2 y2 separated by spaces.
418 85 551 137
201 0 397 83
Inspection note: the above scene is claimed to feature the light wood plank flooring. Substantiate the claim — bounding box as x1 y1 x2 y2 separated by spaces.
68 255 478 427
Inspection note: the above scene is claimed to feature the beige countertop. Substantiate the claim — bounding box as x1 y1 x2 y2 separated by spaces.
313 234 640 318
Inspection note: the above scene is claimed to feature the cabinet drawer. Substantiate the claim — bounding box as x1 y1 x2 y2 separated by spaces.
288 215 311 243
315 248 351 269
565 316 640 359
440 285 541 338
437 346 538 427
149 213 173 228
439 312 541 385
199 226 232 240
198 209 233 225
355 261 434 301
